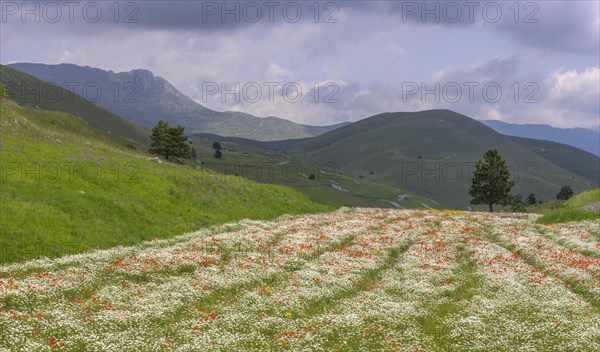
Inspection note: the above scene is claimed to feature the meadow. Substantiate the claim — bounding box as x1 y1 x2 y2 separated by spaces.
1 208 598 351
0 100 329 263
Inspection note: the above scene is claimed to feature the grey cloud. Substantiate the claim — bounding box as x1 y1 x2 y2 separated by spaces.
493 1 600 54
5 1 596 54
376 1 599 54
1 1 347 31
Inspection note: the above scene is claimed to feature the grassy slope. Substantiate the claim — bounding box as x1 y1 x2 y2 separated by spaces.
536 189 600 223
510 136 600 184
0 65 149 145
0 99 330 263
293 110 599 208
188 134 437 209
565 188 600 208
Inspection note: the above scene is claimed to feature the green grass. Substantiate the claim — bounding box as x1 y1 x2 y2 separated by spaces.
0 99 331 263
536 188 600 224
564 188 600 208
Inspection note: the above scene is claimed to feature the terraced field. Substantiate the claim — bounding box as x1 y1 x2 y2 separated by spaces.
1 208 599 351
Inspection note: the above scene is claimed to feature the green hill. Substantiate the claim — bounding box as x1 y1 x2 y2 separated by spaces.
292 110 599 208
0 98 330 264
0 65 149 145
509 136 600 184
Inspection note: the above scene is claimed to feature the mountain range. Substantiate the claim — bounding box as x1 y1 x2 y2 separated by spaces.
3 63 598 209
8 63 348 141
11 63 598 156
480 120 599 156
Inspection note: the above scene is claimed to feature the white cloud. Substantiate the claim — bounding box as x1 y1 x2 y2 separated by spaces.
548 68 600 104
265 63 294 81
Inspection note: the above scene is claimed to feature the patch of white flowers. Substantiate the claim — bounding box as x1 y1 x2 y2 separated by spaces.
1 209 598 351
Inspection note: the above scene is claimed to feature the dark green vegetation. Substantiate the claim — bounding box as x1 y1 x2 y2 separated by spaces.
469 149 515 212
536 189 600 224
289 110 599 209
149 120 191 160
0 65 149 145
8 63 348 141
0 97 330 264
526 193 537 205
556 186 574 200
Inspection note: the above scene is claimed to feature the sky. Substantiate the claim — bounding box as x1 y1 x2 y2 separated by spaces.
1 0 599 129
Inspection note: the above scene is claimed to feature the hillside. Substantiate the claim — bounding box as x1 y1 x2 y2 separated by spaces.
481 120 600 156
292 110 599 208
0 98 330 263
186 133 437 210
0 65 149 145
565 188 600 208
190 132 309 151
8 63 347 141
509 136 600 183
1 208 598 351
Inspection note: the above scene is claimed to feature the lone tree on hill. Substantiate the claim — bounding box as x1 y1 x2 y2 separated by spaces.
212 141 222 150
469 149 515 212
149 120 191 160
556 186 574 200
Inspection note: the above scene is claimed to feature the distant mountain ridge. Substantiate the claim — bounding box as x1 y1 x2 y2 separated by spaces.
480 120 599 156
8 63 348 141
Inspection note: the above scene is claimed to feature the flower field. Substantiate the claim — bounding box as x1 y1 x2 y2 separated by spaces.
1 208 599 351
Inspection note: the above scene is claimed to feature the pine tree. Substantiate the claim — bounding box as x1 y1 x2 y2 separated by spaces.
149 120 191 160
149 120 171 159
469 149 515 212
556 186 574 200
168 125 191 158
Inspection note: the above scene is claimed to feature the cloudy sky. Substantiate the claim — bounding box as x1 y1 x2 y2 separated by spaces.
1 0 599 129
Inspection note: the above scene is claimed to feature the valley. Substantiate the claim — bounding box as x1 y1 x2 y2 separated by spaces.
1 5 599 349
